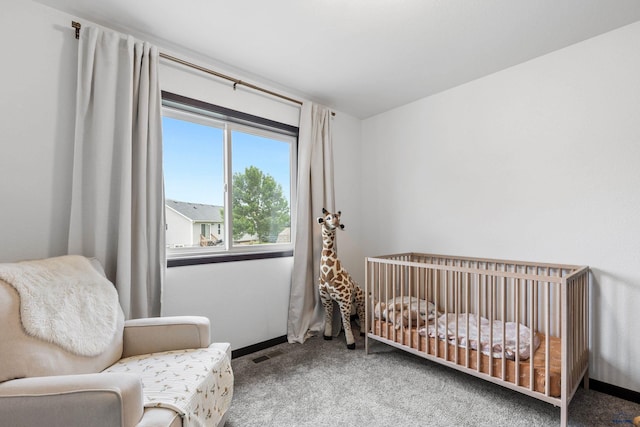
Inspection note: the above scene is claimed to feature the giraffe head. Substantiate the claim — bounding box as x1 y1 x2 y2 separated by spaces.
317 208 345 231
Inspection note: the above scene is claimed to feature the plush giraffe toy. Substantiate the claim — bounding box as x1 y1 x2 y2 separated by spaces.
317 208 366 349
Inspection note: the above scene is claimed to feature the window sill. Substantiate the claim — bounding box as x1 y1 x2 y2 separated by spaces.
167 249 293 267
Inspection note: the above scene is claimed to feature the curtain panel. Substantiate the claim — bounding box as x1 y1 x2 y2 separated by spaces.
287 103 337 343
68 26 165 319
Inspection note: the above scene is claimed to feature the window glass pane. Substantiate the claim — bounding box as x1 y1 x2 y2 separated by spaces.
161 93 297 262
163 116 224 250
231 130 291 245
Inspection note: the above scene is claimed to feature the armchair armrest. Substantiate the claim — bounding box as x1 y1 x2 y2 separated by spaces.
122 316 211 358
0 373 143 427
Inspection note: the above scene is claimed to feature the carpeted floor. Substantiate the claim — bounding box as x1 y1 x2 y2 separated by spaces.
225 327 639 426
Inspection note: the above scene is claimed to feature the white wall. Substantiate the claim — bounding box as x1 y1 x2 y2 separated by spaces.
0 0 77 262
163 257 294 349
0 0 363 352
332 113 365 286
362 22 640 392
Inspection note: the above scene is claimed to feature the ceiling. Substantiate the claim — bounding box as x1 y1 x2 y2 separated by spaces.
37 0 640 119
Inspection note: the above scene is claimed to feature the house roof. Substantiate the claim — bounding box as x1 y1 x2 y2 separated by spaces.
166 199 223 222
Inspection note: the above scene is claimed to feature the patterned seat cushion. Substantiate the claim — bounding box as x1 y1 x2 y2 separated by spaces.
104 346 233 427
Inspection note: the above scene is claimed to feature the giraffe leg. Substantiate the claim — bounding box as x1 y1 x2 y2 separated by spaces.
354 286 366 337
337 297 356 349
319 286 333 340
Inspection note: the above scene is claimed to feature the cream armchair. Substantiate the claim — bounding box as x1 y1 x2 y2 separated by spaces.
0 256 233 427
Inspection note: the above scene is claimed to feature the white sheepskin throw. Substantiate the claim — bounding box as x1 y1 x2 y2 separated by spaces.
0 255 120 357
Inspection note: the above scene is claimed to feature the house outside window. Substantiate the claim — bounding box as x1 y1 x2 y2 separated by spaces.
162 92 297 263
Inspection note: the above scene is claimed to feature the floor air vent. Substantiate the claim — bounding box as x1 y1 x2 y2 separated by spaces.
252 349 284 364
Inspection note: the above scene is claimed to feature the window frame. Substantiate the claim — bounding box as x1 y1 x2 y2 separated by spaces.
161 91 298 266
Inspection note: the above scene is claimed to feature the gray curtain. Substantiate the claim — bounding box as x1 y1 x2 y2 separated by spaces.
68 26 165 319
287 103 336 343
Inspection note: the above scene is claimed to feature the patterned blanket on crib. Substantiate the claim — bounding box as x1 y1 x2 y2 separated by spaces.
419 313 540 360
104 347 233 427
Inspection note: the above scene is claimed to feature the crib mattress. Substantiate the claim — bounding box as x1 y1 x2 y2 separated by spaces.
373 319 561 397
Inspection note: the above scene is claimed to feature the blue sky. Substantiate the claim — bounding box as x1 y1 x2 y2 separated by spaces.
162 116 291 206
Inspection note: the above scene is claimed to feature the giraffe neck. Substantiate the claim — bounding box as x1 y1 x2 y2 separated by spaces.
321 228 337 257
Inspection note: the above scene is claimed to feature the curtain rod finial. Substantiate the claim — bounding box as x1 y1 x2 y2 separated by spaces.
72 21 81 39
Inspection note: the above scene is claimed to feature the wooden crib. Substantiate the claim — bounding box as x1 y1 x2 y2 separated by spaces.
364 253 589 427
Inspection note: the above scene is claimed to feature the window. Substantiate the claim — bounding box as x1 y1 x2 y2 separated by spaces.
162 92 297 264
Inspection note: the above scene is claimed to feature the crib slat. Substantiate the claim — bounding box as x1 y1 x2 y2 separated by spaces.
400 264 405 347
529 279 534 392
545 280 551 397
465 272 471 368
391 263 396 344
515 277 520 387
445 268 450 362
501 272 507 381
453 270 459 365
488 274 494 378
434 267 439 359
476 273 481 373
427 266 433 356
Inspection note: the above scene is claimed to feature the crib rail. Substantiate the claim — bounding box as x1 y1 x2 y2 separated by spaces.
364 253 589 427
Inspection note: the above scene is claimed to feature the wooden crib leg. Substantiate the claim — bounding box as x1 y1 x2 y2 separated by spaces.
365 332 369 355
583 369 589 390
